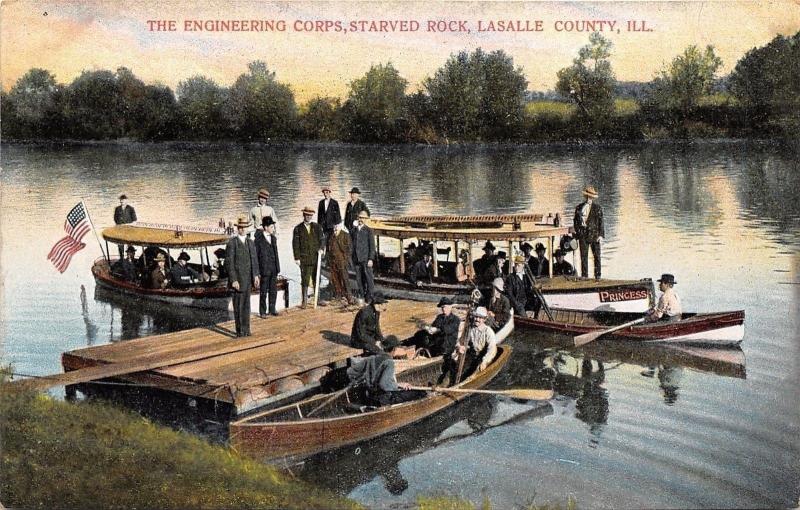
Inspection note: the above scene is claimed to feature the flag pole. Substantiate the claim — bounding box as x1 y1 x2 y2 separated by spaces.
82 200 108 262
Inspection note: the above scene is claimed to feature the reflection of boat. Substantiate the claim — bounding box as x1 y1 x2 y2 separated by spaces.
229 346 512 463
298 395 552 495
93 224 288 309
323 214 655 312
517 309 745 347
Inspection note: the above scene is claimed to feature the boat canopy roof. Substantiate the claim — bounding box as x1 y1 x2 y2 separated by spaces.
102 225 230 248
365 214 568 242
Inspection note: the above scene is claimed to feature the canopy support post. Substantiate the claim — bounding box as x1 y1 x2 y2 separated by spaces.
399 238 405 274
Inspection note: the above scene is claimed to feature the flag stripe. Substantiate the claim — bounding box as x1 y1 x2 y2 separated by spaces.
48 202 92 273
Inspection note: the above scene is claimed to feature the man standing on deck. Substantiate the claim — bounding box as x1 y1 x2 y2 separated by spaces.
255 217 280 317
292 206 324 309
250 188 278 236
645 274 682 323
344 187 370 232
352 210 376 304
328 222 354 304
573 185 605 279
317 186 341 243
113 194 137 259
226 216 260 337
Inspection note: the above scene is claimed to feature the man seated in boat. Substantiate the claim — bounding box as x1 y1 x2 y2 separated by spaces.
407 249 434 287
645 273 682 323
149 253 170 289
481 250 508 285
485 278 512 332
530 243 550 278
350 292 389 355
398 297 461 361
212 248 228 280
552 249 575 276
388 242 418 275
346 336 427 406
473 241 496 281
170 252 207 287
111 245 139 282
455 249 475 283
138 246 170 275
452 306 497 376
505 256 534 317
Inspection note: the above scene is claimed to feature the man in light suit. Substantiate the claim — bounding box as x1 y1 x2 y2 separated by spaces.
351 210 376 304
573 185 605 279
226 216 260 337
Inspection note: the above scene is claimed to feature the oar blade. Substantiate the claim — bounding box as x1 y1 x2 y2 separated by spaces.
574 331 602 347
503 388 554 400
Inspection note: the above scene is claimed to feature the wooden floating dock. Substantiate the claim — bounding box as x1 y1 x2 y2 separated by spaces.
59 300 438 414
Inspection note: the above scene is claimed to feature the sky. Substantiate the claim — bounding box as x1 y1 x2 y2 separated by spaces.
2 1 799 102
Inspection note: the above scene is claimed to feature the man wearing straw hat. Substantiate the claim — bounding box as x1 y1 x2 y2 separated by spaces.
149 253 170 290
351 210 376 304
453 306 497 374
226 216 260 337
317 186 341 243
250 188 278 236
292 206 324 308
573 185 605 279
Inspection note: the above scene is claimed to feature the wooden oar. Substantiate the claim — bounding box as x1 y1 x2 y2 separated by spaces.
306 383 354 418
409 385 554 401
574 317 646 347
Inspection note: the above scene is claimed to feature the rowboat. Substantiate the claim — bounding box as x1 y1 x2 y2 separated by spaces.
516 309 745 347
229 345 513 462
92 223 288 310
325 213 655 313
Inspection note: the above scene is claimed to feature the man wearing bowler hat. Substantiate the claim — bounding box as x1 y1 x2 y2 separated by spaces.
351 210 376 304
292 206 324 308
553 249 575 276
250 188 278 236
531 242 550 278
255 216 280 317
113 194 137 259
350 291 388 355
646 274 682 322
573 185 605 279
317 186 341 242
170 251 204 287
344 187 370 232
226 216 260 337
411 296 462 360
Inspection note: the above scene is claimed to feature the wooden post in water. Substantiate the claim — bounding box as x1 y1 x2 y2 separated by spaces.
432 240 439 278
399 238 405 274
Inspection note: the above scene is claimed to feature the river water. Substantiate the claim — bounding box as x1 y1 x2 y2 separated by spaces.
1 141 798 509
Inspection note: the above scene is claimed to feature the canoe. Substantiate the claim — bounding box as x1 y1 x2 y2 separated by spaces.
229 346 513 462
516 309 745 347
93 224 288 310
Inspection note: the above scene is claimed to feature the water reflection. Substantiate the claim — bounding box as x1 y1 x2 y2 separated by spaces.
299 394 552 495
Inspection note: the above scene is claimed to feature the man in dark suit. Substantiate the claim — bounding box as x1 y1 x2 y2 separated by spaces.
505 255 534 316
351 210 376 303
226 216 260 337
113 194 137 259
170 251 203 286
573 185 605 279
350 292 388 355
112 245 139 282
255 216 280 317
292 206 324 308
530 243 550 278
408 250 433 286
344 187 370 233
317 186 341 243
482 250 507 285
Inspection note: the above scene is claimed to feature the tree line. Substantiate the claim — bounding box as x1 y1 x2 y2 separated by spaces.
2 31 798 143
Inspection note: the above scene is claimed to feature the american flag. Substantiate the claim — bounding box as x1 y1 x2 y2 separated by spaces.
48 202 91 273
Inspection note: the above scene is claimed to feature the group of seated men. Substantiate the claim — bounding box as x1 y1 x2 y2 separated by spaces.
342 292 498 408
111 246 213 289
472 240 575 286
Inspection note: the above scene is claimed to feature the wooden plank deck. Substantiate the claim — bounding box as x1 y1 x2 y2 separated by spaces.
58 299 438 414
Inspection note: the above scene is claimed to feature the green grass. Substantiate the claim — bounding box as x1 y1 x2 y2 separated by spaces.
418 493 577 510
525 99 640 118
0 383 359 510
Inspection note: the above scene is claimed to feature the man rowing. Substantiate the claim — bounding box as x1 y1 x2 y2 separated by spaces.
453 306 497 375
645 273 682 322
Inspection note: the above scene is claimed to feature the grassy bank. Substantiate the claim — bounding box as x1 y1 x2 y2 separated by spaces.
0 382 358 510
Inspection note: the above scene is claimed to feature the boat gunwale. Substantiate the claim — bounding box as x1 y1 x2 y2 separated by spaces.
230 345 512 428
